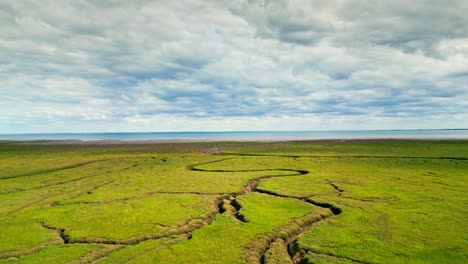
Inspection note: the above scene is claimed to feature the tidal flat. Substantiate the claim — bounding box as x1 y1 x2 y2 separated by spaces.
0 140 467 263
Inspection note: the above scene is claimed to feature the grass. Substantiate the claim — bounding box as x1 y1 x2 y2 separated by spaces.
0 244 103 264
99 192 323 263
0 140 467 263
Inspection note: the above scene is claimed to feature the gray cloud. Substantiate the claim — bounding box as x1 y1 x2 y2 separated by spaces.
0 0 467 133
227 0 468 58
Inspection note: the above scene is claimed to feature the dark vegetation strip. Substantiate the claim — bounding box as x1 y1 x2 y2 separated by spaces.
0 159 108 180
0 156 161 180
221 152 468 161
190 167 309 174
185 158 232 171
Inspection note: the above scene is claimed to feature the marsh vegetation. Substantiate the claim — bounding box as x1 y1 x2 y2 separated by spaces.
0 140 467 263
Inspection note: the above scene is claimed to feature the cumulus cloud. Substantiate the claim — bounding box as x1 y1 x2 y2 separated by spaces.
0 0 467 133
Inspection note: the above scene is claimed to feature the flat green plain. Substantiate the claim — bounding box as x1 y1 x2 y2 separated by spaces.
0 140 466 263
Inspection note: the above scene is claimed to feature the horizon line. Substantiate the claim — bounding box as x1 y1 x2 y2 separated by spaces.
1 128 467 135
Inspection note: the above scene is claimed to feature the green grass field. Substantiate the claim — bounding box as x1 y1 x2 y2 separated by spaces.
0 140 467 263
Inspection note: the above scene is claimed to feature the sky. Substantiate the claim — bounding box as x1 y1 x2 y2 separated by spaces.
1 0 467 133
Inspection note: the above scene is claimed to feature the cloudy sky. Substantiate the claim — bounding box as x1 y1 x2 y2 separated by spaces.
1 0 467 133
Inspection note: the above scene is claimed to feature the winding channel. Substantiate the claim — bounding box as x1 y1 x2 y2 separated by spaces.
187 158 344 264
3 156 346 263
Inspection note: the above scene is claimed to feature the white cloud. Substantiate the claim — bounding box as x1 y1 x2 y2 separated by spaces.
0 0 467 133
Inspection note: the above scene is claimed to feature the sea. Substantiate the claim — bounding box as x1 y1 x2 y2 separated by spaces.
0 129 467 141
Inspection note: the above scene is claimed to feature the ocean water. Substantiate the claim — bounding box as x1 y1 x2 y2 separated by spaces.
0 130 467 141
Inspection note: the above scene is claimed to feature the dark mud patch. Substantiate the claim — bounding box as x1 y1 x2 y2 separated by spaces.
230 198 248 223
325 179 344 195
218 196 248 223
40 222 70 244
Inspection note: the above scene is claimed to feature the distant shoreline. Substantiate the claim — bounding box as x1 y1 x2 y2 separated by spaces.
0 129 467 142
2 138 468 145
